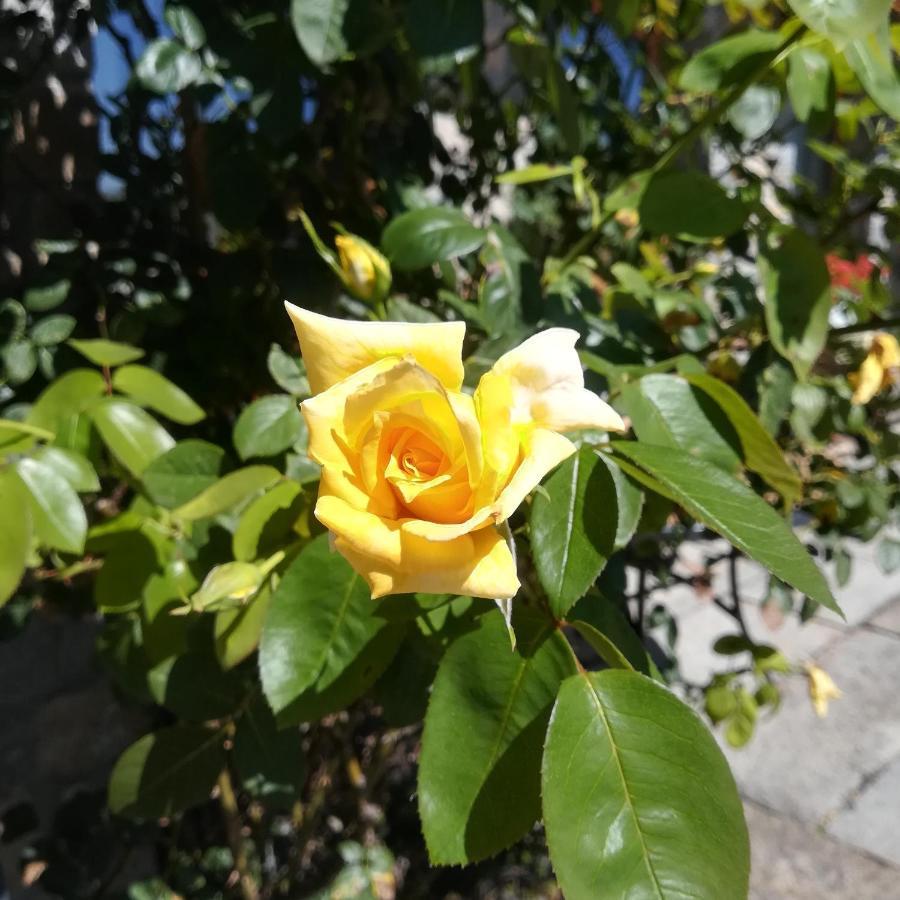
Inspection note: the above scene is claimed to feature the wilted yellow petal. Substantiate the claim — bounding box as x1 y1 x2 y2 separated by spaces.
487 328 626 432
285 303 465 395
805 663 841 718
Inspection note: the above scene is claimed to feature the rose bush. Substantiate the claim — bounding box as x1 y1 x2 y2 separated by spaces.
288 304 624 598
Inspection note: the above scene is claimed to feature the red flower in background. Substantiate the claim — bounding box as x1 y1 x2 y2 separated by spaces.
826 253 877 294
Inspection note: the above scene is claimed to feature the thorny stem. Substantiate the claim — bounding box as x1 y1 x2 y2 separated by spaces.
217 768 260 900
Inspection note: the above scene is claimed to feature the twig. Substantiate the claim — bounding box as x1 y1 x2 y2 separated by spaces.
217 769 260 900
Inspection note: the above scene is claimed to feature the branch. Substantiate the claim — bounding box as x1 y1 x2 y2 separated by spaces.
217 769 260 900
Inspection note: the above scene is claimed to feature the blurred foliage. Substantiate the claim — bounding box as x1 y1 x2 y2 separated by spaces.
1 0 898 896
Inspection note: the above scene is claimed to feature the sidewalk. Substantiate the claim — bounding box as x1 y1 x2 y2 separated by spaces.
667 539 900 898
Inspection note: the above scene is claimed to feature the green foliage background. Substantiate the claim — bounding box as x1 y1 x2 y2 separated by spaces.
1 0 898 896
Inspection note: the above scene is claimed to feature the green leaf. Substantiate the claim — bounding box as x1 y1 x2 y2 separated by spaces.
233 481 303 562
381 207 485 271
112 365 205 425
14 457 87 554
496 162 576 185
530 447 619 618
542 670 749 900
876 537 900 575
679 29 783 92
3 340 36 384
620 374 742 474
760 227 831 378
727 85 781 140
173 466 281 521
267 344 310 396
291 0 350 66
600 453 644 549
148 649 245 721
164 4 206 49
24 278 70 311
108 724 225 818
31 314 76 346
233 395 304 460
609 442 842 615
639 172 746 241
787 46 834 128
571 620 634 670
787 0 887 44
547 58 582 154
683 373 802 504
569 591 660 678
69 338 144 367
0 469 32 608
32 446 100 493
844 22 900 119
232 696 304 802
418 609 577 864
259 534 401 722
214 585 271 670
27 368 106 434
405 0 483 58
90 399 175 477
142 440 226 508
191 561 263 612
135 38 202 93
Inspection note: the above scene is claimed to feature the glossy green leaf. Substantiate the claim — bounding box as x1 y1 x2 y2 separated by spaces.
233 481 303 562
787 46 834 128
571 620 634 670
760 228 831 378
679 29 783 92
530 447 618 618
232 696 304 802
214 585 271 670
173 466 281 521
108 724 225 818
267 344 310 396
148 647 245 722
27 368 106 434
3 340 36 384
259 534 401 723
24 278 70 311
684 372 802 504
233 395 304 460
90 399 175 477
0 469 32 608
291 0 349 66
112 365 205 425
620 374 742 473
570 591 659 678
547 58 582 154
787 0 886 44
135 38 202 92
69 338 144 367
164 4 206 49
14 457 87 554
600 452 644 549
32 446 100 493
844 22 900 119
639 172 746 241
382 207 485 271
418 609 577 864
542 670 749 900
609 442 841 614
31 314 76 346
142 440 226 508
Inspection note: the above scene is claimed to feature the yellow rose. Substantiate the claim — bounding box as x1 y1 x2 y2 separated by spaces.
334 234 392 303
850 331 900 405
285 304 626 600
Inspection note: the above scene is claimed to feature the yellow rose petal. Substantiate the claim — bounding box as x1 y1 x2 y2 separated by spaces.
487 327 626 433
315 495 519 599
285 303 466 395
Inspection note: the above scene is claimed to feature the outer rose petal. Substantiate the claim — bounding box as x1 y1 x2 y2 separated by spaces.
285 303 466 395
488 327 626 433
315 495 519 599
852 353 884 405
